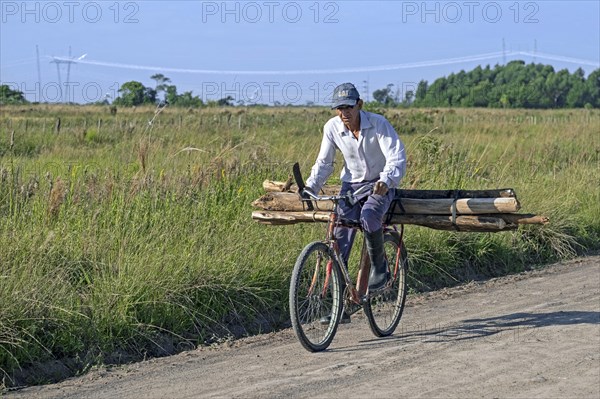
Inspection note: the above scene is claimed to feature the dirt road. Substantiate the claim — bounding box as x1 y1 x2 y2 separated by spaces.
9 256 600 399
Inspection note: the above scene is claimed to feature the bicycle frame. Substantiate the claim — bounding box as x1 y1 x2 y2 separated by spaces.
309 196 405 306
291 167 409 350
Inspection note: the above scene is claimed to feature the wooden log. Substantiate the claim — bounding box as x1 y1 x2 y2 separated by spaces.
494 213 550 225
390 213 550 230
252 192 333 211
251 210 522 232
263 180 285 192
262 180 516 199
282 175 294 192
391 215 514 232
251 210 330 225
252 192 520 214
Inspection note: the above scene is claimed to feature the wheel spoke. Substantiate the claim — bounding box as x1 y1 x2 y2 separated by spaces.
364 234 408 337
290 242 343 351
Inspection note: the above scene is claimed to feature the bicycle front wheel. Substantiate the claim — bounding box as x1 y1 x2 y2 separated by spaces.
289 241 344 352
363 232 408 337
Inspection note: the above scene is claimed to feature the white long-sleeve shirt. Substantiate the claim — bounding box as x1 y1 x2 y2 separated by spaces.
306 110 406 193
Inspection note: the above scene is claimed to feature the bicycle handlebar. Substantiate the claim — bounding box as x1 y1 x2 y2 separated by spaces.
292 163 375 209
301 182 375 206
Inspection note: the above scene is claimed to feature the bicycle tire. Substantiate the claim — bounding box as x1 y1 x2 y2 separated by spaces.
289 241 344 352
363 232 408 337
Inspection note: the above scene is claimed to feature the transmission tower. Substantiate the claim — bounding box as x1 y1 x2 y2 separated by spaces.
50 46 87 103
36 45 42 101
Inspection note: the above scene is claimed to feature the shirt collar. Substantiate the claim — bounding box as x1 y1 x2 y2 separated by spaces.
335 110 372 135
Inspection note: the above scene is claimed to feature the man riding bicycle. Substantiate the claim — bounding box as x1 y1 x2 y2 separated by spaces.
303 82 406 323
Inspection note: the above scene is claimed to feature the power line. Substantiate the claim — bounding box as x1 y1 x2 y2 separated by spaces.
48 51 598 76
516 51 597 67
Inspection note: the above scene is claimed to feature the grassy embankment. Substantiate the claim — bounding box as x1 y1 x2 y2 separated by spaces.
0 105 598 385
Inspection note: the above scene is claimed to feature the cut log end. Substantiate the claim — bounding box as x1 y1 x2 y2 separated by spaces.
282 175 293 192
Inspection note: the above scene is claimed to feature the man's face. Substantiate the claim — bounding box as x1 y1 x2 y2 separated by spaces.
335 100 361 129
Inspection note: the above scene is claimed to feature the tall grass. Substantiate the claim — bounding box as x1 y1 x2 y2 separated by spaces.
0 105 598 386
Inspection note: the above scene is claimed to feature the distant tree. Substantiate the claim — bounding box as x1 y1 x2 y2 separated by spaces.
113 81 155 106
217 96 234 106
175 91 203 107
545 69 570 108
423 77 450 107
0 85 28 105
469 80 492 107
372 84 397 106
151 73 170 90
159 84 203 107
566 68 588 108
585 69 600 108
403 90 414 105
164 85 179 105
414 80 428 104
144 87 157 104
150 73 171 102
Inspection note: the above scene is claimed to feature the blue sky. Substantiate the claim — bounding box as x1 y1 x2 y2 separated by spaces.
1 1 599 104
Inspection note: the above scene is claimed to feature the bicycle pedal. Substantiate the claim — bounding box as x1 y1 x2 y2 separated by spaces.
366 283 392 298
345 303 361 315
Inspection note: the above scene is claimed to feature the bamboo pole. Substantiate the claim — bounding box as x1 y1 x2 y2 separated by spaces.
252 192 520 214
397 197 520 215
262 180 516 199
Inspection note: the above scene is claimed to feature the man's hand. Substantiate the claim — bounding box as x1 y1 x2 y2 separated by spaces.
373 181 389 196
298 186 315 211
299 186 315 200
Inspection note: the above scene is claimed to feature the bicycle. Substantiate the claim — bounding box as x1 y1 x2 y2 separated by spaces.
289 166 409 352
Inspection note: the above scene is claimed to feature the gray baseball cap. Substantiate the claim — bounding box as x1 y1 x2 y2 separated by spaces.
331 83 360 109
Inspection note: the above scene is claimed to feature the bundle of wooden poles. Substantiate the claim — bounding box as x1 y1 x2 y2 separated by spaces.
251 179 549 232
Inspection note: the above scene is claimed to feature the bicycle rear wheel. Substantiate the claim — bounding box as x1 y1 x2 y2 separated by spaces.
363 232 408 337
289 241 344 352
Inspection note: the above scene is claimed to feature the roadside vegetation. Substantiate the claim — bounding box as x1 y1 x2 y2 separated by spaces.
1 104 598 386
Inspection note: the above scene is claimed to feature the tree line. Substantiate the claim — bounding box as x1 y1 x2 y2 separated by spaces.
2 61 598 108
373 61 599 109
111 74 206 107
0 84 27 105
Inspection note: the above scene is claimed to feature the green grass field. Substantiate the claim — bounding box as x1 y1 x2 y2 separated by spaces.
1 104 598 385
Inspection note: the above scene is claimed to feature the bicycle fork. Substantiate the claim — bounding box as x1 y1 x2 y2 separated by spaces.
306 251 336 299
389 224 405 281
